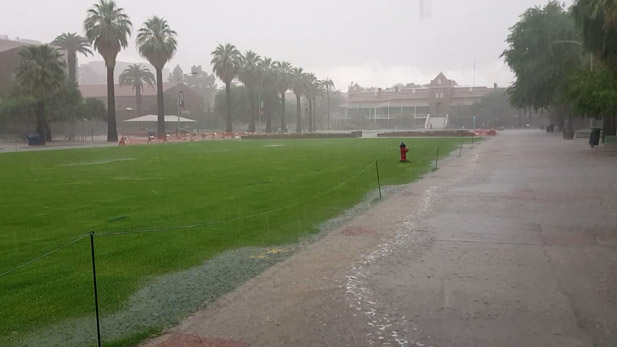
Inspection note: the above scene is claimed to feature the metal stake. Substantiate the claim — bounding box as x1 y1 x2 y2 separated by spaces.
435 147 440 168
376 161 382 200
89 232 102 347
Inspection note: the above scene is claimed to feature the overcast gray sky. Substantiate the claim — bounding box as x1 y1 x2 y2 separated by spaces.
2 0 570 89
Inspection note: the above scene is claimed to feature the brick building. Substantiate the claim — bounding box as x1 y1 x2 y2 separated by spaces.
79 82 204 122
0 39 33 97
343 73 493 129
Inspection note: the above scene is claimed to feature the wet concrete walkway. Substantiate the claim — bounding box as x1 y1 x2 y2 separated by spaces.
145 130 617 347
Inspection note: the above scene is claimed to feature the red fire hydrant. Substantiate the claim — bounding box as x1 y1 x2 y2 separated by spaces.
400 142 409 162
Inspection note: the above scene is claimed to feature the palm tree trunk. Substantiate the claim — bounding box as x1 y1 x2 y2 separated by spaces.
68 51 77 84
136 87 143 116
225 82 233 133
248 89 256 132
296 93 302 133
327 89 330 131
266 95 272 133
308 97 313 132
156 68 166 139
312 95 317 131
36 101 46 144
44 120 52 142
280 91 287 133
107 65 118 142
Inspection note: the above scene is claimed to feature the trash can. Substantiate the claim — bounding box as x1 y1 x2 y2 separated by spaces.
26 134 45 146
563 129 574 140
589 128 602 148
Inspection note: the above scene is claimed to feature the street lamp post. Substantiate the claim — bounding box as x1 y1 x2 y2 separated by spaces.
177 90 184 135
177 71 198 135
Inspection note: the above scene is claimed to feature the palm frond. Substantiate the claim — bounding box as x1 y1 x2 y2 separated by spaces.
136 16 178 69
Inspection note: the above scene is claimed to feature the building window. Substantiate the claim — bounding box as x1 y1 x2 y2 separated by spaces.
469 87 473 92
437 79 442 85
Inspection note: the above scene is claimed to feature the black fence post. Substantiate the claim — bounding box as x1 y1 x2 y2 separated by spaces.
89 232 102 347
459 140 463 157
471 134 475 148
375 161 382 200
435 147 440 168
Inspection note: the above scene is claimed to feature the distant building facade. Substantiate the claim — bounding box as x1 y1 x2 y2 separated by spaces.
79 82 204 120
343 73 494 128
0 38 37 97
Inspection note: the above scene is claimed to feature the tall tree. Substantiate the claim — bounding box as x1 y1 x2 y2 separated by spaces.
119 64 155 117
169 64 184 84
573 0 617 135
184 65 217 126
258 57 276 133
84 0 132 142
275 61 292 133
51 33 92 84
291 67 304 133
501 1 582 129
239 51 262 132
136 16 178 139
211 43 241 133
16 45 66 143
321 78 335 130
305 73 318 132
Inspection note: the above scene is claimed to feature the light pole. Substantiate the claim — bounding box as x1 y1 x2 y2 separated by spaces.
177 71 198 135
473 115 477 130
177 90 184 135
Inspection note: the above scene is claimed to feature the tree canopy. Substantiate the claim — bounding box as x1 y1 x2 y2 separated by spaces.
502 1 582 112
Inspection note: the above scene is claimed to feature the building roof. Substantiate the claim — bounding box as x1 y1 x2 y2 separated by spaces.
0 39 30 53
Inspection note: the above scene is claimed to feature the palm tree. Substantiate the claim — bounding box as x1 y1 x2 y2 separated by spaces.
211 43 241 133
16 45 66 143
321 78 335 130
84 0 132 142
136 16 178 139
239 51 262 132
51 32 92 84
274 61 293 133
119 64 155 117
305 73 318 132
313 79 324 131
258 57 276 133
291 67 304 133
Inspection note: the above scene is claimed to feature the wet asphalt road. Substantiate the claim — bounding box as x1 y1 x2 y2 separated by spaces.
146 130 617 347
366 130 617 346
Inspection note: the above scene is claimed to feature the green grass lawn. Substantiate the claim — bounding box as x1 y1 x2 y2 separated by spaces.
0 138 461 343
